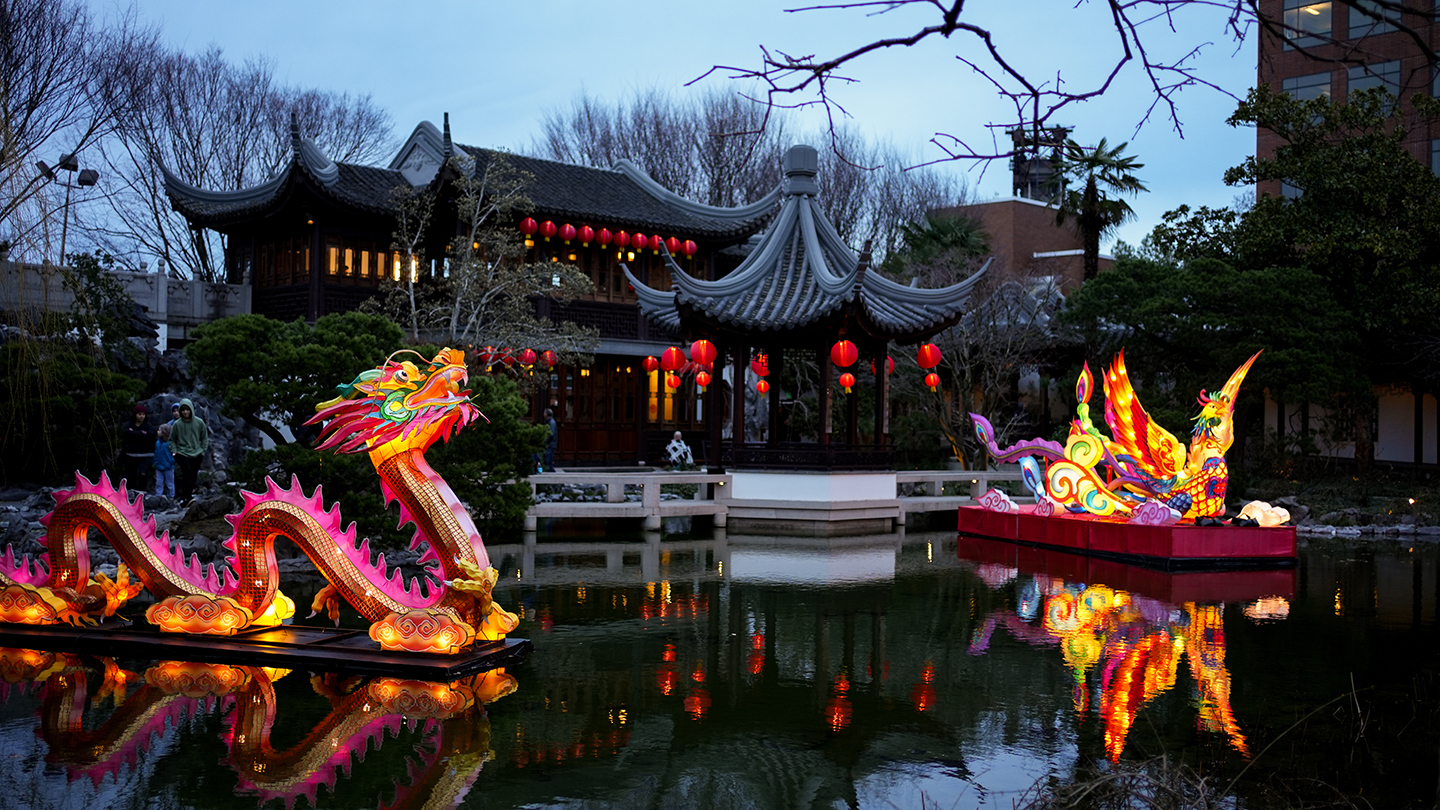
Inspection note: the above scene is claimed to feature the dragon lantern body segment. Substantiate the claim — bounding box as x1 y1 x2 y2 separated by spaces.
0 347 518 652
972 351 1260 521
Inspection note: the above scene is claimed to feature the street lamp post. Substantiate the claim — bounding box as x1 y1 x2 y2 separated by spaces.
36 153 98 264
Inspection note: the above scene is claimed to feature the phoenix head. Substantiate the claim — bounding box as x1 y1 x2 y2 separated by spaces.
1191 351 1261 449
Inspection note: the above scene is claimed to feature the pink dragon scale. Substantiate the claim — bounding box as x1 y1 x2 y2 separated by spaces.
0 347 518 653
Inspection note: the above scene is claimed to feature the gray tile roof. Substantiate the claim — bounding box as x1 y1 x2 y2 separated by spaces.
625 146 987 342
461 147 777 239
164 122 778 240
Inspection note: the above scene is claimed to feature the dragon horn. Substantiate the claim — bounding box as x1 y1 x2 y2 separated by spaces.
1218 351 1262 409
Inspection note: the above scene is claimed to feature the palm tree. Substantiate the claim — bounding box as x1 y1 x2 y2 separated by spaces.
882 212 988 286
1053 138 1147 281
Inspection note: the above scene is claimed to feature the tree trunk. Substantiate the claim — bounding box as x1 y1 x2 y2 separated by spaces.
1082 177 1100 281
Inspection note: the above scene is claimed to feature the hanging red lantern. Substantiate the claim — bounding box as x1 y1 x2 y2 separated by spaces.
689 339 717 367
578 225 594 246
925 372 940 392
648 234 663 253
917 343 942 369
695 370 711 391
519 217 538 237
478 346 496 365
642 356 660 374
539 221 557 241
750 353 768 377
756 379 769 395
498 347 516 367
839 372 856 394
665 373 681 390
597 228 613 247
632 232 647 252
541 349 558 368
616 230 631 248
660 346 686 372
518 348 538 367
559 223 577 243
682 239 698 257
830 340 858 368
665 236 680 255
871 356 895 376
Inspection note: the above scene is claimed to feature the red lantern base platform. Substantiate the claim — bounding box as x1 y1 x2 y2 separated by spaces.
0 620 531 680
957 505 1297 570
957 535 1296 603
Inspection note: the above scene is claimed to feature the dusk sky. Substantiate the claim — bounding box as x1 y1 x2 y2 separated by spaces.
116 0 1261 250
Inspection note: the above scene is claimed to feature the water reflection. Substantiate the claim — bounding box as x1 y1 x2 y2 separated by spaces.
959 536 1292 761
0 529 1435 808
0 647 515 808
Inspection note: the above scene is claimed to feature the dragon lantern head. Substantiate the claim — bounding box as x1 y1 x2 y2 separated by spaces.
1191 351 1261 450
306 347 486 459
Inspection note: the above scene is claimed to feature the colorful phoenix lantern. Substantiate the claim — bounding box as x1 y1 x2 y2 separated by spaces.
0 348 518 653
971 350 1261 521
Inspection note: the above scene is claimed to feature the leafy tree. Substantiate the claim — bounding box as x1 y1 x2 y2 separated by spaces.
1062 254 1364 439
185 312 404 447
1223 86 1440 345
1053 138 1148 281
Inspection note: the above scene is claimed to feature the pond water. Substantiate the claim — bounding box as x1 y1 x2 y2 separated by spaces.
1 526 1438 809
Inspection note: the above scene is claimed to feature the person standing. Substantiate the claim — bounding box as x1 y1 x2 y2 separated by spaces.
121 404 156 490
171 398 210 504
543 408 558 472
153 423 176 499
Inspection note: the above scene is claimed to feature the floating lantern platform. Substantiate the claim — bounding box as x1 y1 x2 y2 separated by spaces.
957 505 1297 571
0 620 531 680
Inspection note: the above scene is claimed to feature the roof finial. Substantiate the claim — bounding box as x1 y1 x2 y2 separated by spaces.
290 111 301 156
442 112 453 159
782 145 819 196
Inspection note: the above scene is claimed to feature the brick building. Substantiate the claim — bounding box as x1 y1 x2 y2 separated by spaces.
1257 0 1440 196
1256 0 1439 468
932 197 1110 292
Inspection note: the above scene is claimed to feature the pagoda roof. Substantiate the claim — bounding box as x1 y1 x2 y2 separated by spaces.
625 145 987 344
461 147 778 240
165 115 777 240
163 119 405 225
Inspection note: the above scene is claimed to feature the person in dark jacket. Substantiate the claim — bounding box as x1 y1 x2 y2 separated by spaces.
121 403 156 489
171 398 210 504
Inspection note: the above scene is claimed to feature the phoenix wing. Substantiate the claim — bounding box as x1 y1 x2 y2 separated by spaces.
1101 351 1186 484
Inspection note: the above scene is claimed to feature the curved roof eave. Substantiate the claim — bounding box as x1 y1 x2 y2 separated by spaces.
861 257 991 308
161 163 290 214
613 158 782 223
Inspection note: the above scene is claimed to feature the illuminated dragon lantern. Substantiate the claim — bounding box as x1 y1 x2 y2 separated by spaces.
971 350 1261 521
0 347 518 653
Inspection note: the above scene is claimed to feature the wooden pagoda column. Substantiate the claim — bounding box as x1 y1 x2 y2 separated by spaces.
708 339 725 471
731 344 747 459
768 348 782 446
846 374 859 447
817 345 832 446
873 346 889 447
